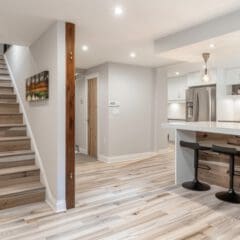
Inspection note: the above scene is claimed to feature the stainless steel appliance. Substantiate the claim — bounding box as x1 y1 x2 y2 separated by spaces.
186 85 216 122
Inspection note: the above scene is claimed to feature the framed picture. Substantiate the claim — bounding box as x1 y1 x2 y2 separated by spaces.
26 71 49 102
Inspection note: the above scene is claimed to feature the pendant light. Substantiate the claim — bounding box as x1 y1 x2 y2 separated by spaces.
202 53 210 82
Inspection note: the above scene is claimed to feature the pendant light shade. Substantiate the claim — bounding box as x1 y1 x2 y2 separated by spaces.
202 53 210 82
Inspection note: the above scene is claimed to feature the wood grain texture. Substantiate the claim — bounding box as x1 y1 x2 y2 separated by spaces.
88 78 97 157
0 57 45 210
1 149 240 239
197 132 240 191
65 22 76 209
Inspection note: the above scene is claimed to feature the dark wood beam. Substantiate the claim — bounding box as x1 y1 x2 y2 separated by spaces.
65 22 75 209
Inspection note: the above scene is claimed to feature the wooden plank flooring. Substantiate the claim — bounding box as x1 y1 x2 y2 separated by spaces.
1 148 240 239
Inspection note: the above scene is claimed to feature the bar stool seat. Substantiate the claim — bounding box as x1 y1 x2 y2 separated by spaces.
180 141 211 191
212 145 240 204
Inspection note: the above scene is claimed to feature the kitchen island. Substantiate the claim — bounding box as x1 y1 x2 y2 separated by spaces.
162 121 240 189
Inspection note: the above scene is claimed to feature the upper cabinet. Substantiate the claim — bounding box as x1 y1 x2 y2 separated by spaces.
187 70 217 87
168 76 188 102
225 68 240 85
225 68 240 96
168 69 217 102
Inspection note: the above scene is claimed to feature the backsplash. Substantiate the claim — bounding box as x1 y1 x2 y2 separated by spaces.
168 102 186 120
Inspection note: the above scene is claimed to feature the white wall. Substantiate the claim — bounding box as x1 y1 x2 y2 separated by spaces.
75 62 169 161
5 21 66 212
168 103 186 120
153 68 168 150
108 63 155 157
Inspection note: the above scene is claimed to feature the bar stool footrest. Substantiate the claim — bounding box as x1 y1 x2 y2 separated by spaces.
182 181 211 191
215 191 240 204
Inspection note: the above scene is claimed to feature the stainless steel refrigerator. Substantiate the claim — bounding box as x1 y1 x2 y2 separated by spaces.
186 85 216 122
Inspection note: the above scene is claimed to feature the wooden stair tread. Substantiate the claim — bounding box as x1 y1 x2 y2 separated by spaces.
0 63 45 209
0 124 25 128
0 182 44 197
0 113 22 115
0 86 13 88
0 136 30 141
0 102 19 105
0 150 34 157
0 93 16 97
0 79 11 82
0 165 38 175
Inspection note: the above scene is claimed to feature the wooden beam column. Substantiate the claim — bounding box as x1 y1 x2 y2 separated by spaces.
65 22 75 209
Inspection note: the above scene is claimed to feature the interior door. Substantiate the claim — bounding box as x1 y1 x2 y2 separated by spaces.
88 78 97 157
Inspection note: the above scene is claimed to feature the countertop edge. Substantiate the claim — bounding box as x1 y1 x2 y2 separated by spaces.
162 121 240 136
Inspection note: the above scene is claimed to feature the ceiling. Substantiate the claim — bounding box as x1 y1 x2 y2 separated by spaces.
164 30 240 77
1 0 240 68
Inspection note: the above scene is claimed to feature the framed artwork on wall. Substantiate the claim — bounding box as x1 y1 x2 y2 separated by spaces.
26 71 49 102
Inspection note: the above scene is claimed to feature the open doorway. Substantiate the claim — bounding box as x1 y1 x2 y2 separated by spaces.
87 77 98 158
75 73 99 164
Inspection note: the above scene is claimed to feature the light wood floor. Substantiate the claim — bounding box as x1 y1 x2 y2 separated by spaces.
1 149 240 239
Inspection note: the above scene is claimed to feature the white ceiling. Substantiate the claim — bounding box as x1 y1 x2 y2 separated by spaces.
1 0 240 68
164 31 240 77
162 31 240 64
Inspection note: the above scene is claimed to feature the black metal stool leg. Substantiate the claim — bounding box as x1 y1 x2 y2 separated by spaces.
216 154 240 203
182 149 210 191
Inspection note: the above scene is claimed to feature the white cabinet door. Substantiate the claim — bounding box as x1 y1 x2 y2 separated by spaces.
187 72 201 87
225 68 240 85
168 76 187 101
187 70 217 87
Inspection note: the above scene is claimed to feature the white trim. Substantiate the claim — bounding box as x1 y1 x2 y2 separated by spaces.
85 73 100 159
98 152 158 163
46 196 66 213
4 55 61 212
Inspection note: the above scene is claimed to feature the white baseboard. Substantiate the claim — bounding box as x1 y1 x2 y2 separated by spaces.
46 195 66 213
98 151 158 163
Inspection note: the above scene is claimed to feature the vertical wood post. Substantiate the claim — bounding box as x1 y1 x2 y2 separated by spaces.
66 22 75 209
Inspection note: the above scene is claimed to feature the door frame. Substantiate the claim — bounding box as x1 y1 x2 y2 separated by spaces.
85 73 100 159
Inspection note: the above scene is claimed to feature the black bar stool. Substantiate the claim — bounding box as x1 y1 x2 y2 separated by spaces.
212 145 240 204
180 141 211 191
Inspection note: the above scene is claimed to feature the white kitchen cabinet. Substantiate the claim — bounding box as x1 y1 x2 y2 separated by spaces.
225 68 240 85
168 76 188 101
187 70 217 87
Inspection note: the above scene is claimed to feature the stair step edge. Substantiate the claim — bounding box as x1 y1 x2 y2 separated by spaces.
0 124 26 127
0 183 45 197
0 150 34 157
0 165 39 175
0 136 30 141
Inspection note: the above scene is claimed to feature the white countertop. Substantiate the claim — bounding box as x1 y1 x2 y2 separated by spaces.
162 121 240 136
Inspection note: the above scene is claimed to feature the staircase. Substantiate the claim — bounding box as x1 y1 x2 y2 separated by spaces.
0 55 45 210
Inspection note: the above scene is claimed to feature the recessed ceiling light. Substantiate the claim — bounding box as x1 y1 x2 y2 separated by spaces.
130 52 136 58
176 72 180 76
209 43 215 49
114 6 123 16
82 45 89 52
